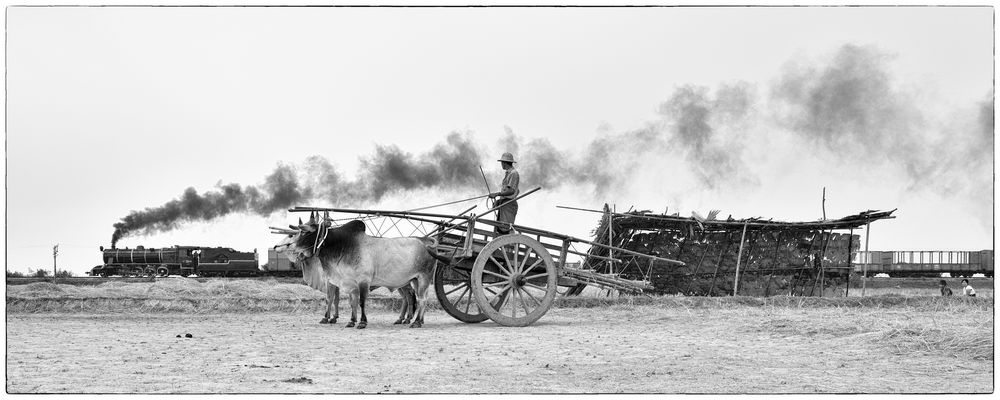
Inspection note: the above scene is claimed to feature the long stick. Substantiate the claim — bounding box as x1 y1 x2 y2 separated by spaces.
416 187 542 238
406 194 491 212
862 223 870 297
733 222 748 296
479 165 493 209
421 205 478 238
557 205 896 230
822 187 826 220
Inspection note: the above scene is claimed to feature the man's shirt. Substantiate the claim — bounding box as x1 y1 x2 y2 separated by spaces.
499 168 520 201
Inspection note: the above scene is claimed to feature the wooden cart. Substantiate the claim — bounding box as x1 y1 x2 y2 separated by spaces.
289 198 683 327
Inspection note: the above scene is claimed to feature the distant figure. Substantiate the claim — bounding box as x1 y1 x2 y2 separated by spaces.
489 152 520 235
962 279 977 297
939 280 953 296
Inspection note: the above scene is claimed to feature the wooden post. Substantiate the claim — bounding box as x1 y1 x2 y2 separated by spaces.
733 222 749 296
684 231 710 295
862 223 870 297
846 228 853 297
821 187 826 220
764 231 782 297
52 244 58 279
707 232 733 297
607 205 614 275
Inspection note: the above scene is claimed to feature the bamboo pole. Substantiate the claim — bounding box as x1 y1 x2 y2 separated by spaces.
607 205 614 275
733 222 748 296
407 194 491 212
846 228 853 297
862 223 870 297
822 187 826 220
556 205 896 230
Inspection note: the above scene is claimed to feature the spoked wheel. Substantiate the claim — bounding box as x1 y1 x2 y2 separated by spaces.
156 266 170 277
471 234 558 327
434 261 489 323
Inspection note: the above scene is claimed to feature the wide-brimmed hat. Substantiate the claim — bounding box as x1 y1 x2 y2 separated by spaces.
497 152 516 163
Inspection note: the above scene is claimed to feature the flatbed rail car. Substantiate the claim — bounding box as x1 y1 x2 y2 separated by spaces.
280 190 685 327
88 245 259 277
853 250 994 278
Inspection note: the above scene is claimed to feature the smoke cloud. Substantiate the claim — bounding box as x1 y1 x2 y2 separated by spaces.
111 132 489 247
658 82 756 187
771 44 932 179
772 44 992 204
113 43 991 245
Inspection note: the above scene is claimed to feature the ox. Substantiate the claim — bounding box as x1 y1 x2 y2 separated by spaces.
274 228 418 326
276 214 444 328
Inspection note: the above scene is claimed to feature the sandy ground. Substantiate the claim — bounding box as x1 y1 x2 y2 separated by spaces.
5 305 992 394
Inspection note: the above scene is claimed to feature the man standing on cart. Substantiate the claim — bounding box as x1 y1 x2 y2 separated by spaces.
488 152 520 235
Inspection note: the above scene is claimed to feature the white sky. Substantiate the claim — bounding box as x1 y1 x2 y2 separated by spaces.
4 6 995 275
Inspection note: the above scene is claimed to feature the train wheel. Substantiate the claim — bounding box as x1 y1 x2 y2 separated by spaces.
144 267 156 277
156 267 169 277
471 234 558 327
434 260 489 323
99 271 109 278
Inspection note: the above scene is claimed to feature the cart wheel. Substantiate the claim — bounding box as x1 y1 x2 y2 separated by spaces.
471 234 557 327
434 261 489 323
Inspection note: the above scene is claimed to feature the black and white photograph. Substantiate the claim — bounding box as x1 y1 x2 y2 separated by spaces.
4 4 994 394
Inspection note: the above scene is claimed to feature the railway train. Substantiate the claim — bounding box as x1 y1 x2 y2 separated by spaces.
88 245 302 277
852 250 994 278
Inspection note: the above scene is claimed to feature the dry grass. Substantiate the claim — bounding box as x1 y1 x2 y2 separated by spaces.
8 278 994 313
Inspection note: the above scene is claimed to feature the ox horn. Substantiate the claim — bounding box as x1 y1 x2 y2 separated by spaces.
298 217 303 225
308 211 317 225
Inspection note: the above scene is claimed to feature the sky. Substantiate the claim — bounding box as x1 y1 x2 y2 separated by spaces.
4 6 994 275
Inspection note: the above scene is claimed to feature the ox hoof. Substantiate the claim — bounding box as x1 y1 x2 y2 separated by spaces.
345 321 355 328
392 319 404 325
409 322 422 328
357 322 367 329
402 318 412 325
319 318 330 324
330 317 338 324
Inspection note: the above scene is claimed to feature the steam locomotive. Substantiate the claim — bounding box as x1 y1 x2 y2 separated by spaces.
88 245 302 277
852 250 994 278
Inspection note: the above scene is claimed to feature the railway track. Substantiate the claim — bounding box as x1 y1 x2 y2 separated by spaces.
6 276 306 286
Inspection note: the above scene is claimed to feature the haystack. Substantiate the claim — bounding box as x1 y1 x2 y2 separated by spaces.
581 206 895 297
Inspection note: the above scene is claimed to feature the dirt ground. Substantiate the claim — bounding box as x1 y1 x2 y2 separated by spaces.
5 305 993 394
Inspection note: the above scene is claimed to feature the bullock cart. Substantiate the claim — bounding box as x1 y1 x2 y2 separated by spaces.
286 193 684 327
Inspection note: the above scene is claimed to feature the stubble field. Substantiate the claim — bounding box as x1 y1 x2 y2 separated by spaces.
5 278 994 394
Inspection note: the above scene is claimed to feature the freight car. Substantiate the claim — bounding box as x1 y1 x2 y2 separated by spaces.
853 250 994 278
88 245 260 277
260 248 304 277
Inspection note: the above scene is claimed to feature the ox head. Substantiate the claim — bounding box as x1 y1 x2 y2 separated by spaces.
272 212 324 262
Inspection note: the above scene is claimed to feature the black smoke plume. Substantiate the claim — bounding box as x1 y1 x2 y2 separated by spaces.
771 44 930 180
112 43 991 245
658 82 756 187
111 132 487 247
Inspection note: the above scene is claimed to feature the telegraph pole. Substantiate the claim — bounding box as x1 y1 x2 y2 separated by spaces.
53 244 59 278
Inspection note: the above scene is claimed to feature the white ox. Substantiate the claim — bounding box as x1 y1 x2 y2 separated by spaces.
274 215 440 328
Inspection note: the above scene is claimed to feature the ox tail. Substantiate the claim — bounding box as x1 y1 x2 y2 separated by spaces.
419 237 457 266
426 250 456 266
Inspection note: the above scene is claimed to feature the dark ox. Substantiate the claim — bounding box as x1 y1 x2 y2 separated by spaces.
276 218 443 328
